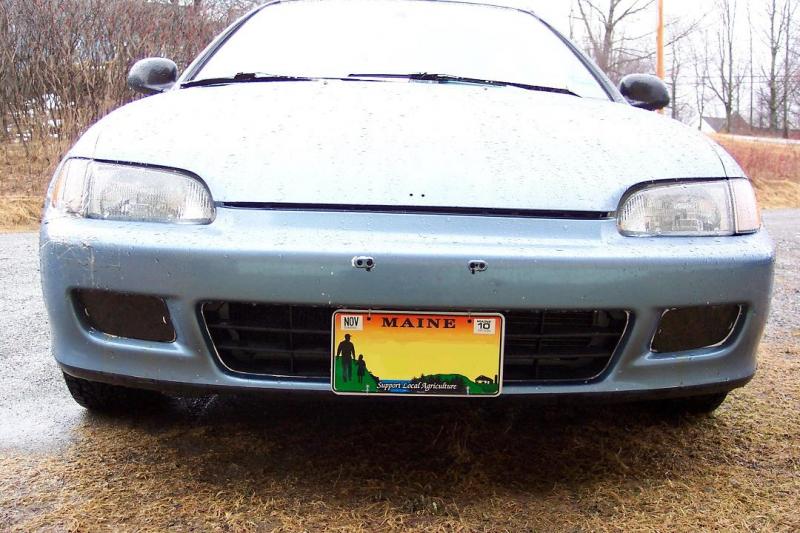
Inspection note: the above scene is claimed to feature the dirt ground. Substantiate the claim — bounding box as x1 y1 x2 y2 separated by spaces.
1 359 798 532
0 211 798 532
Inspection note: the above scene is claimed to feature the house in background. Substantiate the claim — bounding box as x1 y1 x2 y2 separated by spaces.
694 116 719 134
693 112 800 140
697 112 752 135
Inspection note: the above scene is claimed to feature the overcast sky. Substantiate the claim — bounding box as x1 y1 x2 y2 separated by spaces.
523 0 723 35
517 1 775 120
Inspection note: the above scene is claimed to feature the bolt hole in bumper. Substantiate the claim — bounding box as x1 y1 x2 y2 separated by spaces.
41 208 774 397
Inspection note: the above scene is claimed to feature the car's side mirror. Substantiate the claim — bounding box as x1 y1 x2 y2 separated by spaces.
127 58 179 95
619 74 670 111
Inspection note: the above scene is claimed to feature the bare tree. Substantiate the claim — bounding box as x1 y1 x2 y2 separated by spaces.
748 4 755 129
0 0 254 191
666 39 699 122
667 43 682 120
665 18 702 124
783 0 796 137
706 0 744 133
762 0 792 132
692 36 711 131
574 0 656 82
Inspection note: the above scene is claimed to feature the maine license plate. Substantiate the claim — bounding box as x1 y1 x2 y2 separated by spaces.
331 310 504 397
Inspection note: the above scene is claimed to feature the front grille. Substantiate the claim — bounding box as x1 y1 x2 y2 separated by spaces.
201 302 628 383
203 302 332 378
502 310 628 381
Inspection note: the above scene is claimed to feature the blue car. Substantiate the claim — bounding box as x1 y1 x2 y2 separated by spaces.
40 0 774 414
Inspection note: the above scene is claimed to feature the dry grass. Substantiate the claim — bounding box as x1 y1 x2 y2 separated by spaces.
751 180 800 210
0 141 61 197
713 135 800 209
0 196 42 231
0 141 61 232
1 341 798 532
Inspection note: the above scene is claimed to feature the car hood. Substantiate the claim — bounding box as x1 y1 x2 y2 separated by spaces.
79 80 730 213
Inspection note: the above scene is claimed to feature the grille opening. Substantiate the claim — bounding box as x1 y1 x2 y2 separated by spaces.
652 305 742 353
74 289 175 343
502 309 628 382
202 303 628 383
203 302 331 377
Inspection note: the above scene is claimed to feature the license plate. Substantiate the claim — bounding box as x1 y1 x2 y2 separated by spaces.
331 310 504 397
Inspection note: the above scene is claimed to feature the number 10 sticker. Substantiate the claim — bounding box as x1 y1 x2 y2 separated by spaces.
473 318 496 335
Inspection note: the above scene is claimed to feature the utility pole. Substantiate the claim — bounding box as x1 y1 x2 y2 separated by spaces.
657 0 665 80
657 0 665 114
784 0 792 139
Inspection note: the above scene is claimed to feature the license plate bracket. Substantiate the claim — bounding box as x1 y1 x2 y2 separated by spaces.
331 310 504 397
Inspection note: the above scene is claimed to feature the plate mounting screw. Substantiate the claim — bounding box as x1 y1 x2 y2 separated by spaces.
352 256 375 272
468 260 488 275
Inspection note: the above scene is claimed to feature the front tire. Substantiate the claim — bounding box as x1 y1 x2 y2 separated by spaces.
63 372 165 413
654 392 729 416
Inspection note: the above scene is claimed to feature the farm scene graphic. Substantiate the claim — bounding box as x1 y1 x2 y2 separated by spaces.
332 312 503 396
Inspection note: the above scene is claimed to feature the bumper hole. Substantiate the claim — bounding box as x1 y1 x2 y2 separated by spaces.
74 289 176 343
652 304 742 353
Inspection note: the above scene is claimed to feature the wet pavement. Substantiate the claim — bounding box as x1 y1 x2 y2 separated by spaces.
0 210 797 453
0 231 84 451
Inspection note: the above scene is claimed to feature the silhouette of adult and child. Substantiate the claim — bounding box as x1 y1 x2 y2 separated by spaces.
336 334 367 384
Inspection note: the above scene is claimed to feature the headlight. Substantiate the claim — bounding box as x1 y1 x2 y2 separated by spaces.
617 179 760 237
50 159 215 224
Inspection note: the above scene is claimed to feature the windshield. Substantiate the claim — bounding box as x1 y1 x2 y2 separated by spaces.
193 0 610 99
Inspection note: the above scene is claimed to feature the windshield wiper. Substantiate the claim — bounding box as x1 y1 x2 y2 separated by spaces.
348 73 578 96
182 72 578 96
182 72 313 88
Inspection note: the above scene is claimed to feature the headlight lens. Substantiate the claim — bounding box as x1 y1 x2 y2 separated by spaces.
618 179 760 237
51 159 214 224
729 178 761 233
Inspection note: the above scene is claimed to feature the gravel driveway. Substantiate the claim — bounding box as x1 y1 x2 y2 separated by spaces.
762 210 800 342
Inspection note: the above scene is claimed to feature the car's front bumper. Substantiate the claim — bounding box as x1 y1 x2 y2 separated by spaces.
40 208 775 397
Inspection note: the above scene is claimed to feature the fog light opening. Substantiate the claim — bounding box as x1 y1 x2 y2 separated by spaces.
74 289 176 343
651 304 743 354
